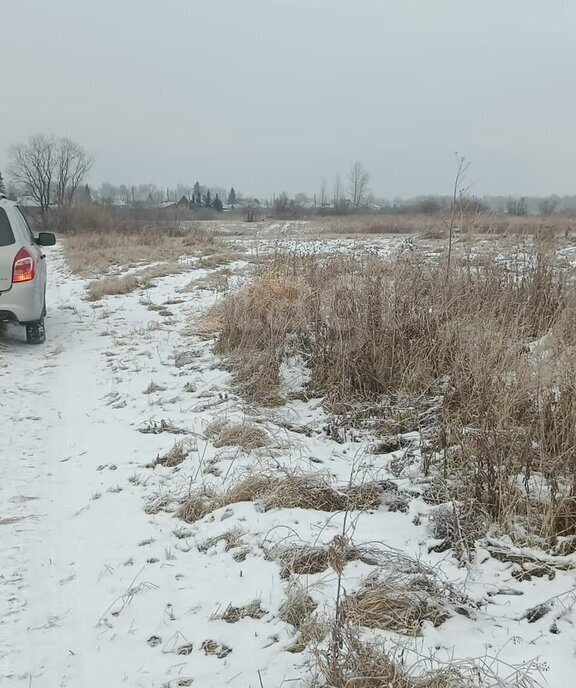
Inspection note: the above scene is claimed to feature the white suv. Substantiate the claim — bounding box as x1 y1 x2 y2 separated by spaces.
0 197 56 344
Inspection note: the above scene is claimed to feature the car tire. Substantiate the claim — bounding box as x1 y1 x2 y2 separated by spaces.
26 318 46 345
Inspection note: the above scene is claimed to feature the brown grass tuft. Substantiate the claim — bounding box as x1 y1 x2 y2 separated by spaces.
205 420 269 450
219 600 266 623
181 266 233 293
198 528 245 553
87 262 183 301
259 474 386 512
344 576 450 636
318 632 539 687
175 471 383 523
223 475 276 505
144 494 173 515
154 441 190 468
201 639 232 658
143 381 166 394
279 587 317 629
198 250 242 269
186 302 228 340
279 585 326 654
274 543 375 578
287 616 327 654
176 491 217 523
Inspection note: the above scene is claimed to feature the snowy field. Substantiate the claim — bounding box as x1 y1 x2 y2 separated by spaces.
1 232 575 687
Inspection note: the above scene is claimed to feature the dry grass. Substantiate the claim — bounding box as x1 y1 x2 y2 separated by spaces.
144 494 173 515
186 302 228 340
323 643 463 688
255 473 385 512
276 545 332 577
262 474 347 511
272 542 391 579
279 587 318 628
64 220 229 277
223 474 276 504
198 251 243 269
87 262 184 301
280 585 326 653
181 267 233 293
176 470 384 523
198 528 245 553
153 441 191 468
205 420 269 450
328 214 443 236
317 633 539 688
201 639 232 658
214 239 576 544
64 227 183 277
344 576 451 636
176 490 217 523
143 381 166 394
288 616 327 654
324 211 574 237
219 600 266 623
87 273 141 300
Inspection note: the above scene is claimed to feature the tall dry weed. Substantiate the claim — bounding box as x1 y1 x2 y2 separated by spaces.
215 240 576 541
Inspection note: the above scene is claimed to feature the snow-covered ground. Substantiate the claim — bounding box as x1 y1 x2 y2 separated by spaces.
1 239 575 687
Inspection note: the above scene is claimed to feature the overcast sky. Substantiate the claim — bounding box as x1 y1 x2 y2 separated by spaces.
1 0 575 199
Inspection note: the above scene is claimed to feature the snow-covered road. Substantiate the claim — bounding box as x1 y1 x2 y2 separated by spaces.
0 248 301 687
0 249 176 685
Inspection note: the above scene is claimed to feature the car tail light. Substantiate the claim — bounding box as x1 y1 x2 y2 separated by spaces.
12 247 35 283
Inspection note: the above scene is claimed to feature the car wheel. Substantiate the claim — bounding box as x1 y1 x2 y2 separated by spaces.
26 318 46 345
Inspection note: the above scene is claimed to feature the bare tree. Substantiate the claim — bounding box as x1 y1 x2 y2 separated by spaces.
539 196 558 217
244 198 260 223
506 197 528 216
8 134 56 225
319 179 328 211
55 137 93 207
333 173 343 208
349 161 369 209
8 134 93 225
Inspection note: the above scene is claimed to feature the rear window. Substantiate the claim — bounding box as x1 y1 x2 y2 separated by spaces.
0 208 16 247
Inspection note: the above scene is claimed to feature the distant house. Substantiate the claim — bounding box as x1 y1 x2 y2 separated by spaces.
158 195 190 211
157 200 177 210
110 197 130 215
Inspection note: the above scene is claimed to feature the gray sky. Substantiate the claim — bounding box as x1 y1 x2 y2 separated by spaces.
1 0 575 199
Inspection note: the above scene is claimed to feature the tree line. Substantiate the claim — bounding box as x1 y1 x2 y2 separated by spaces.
2 135 568 222
1 133 239 224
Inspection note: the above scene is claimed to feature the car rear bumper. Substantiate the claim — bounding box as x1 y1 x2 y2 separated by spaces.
0 282 44 324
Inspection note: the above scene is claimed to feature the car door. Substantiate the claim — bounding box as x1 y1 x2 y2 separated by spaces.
0 206 17 293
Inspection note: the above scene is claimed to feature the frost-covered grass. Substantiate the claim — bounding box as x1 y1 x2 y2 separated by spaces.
214 238 576 547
